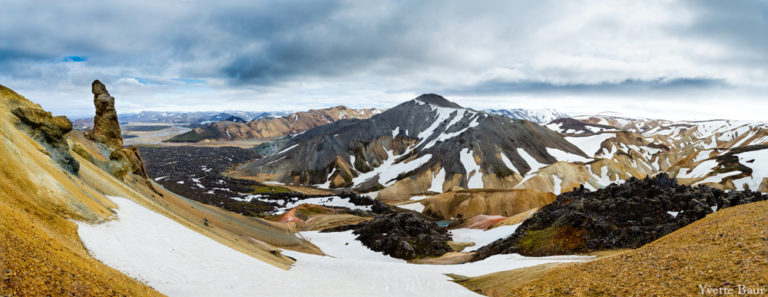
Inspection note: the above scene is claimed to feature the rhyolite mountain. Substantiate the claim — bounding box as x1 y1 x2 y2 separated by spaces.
238 94 588 201
166 105 383 142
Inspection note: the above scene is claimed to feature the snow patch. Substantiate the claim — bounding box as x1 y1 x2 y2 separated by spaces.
565 133 614 157
450 224 520 252
546 148 590 163
516 148 547 175
460 148 483 188
500 153 519 174
428 168 446 193
77 196 594 297
277 144 299 155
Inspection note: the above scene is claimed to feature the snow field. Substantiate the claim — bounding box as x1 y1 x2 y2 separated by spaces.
77 197 593 297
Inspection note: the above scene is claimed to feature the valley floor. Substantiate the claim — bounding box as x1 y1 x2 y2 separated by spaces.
77 196 592 297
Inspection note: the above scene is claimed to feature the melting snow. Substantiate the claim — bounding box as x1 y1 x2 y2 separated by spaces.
246 195 372 215
565 133 614 157
428 168 446 193
552 175 562 195
450 225 520 252
516 148 547 175
277 144 299 155
397 202 425 213
499 153 519 174
546 148 590 163
77 197 593 297
731 149 768 191
460 149 483 188
693 171 741 186
677 159 718 179
351 148 433 187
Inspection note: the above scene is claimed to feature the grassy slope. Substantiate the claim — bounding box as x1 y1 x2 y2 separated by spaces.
460 199 768 296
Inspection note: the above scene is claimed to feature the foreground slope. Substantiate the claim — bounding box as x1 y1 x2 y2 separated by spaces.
0 85 161 296
0 82 320 296
456 199 768 296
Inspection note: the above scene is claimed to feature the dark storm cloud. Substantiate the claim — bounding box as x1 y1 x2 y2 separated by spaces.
447 78 730 95
0 0 767 118
215 1 473 84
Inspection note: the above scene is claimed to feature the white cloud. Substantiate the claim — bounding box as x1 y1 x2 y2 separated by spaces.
0 0 765 120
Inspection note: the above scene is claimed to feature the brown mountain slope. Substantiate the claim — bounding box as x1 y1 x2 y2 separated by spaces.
421 189 556 220
456 199 768 296
167 105 382 142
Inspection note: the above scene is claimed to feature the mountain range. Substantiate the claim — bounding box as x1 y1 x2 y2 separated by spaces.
483 108 569 123
238 94 768 200
166 106 384 142
72 110 292 130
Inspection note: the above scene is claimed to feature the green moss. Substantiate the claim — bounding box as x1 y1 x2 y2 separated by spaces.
250 185 291 194
516 226 587 256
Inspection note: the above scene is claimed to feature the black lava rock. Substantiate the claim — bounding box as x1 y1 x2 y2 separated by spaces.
323 212 452 260
472 173 767 261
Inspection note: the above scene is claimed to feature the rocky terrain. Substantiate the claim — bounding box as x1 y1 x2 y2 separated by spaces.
472 173 767 260
324 212 453 260
10 102 79 173
166 105 383 142
138 145 389 218
460 199 768 297
138 145 276 215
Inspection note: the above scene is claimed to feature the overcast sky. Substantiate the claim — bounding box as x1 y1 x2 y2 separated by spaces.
1 0 767 120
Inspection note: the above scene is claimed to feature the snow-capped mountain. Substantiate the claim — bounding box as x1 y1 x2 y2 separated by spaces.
528 116 768 195
239 94 586 201
484 108 569 124
240 100 768 199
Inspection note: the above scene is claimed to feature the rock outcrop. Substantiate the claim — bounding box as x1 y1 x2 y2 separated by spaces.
10 106 79 173
83 80 151 181
472 173 767 260
87 80 123 149
323 212 453 260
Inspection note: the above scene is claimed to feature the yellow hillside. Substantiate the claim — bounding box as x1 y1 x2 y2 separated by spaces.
456 199 768 296
0 84 318 296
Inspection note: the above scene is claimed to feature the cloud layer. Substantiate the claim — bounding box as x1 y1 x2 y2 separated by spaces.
1 0 766 120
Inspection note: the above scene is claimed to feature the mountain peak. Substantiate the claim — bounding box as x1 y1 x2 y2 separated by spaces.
414 93 462 108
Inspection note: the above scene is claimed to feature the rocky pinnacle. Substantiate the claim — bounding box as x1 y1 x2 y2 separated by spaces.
89 80 123 149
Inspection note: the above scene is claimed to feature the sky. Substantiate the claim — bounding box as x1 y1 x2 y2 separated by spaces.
1 0 767 120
